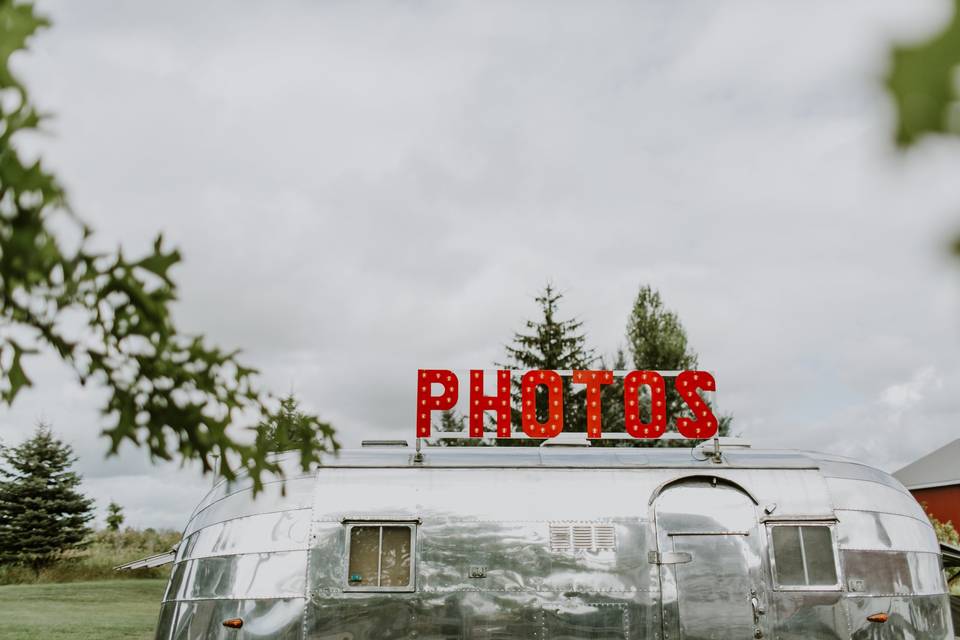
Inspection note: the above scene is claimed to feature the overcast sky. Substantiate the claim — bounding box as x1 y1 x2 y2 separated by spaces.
2 0 960 529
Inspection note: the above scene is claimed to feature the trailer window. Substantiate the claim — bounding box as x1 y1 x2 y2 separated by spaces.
345 522 415 591
769 525 839 589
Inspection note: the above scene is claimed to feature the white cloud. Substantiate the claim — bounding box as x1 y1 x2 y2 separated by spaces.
880 366 941 412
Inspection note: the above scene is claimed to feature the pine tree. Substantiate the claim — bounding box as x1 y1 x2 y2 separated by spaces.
429 409 494 447
0 423 95 578
106 502 124 532
437 409 465 433
501 285 596 436
599 348 628 434
625 285 731 442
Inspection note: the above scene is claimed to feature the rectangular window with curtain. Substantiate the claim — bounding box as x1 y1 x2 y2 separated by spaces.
344 521 416 592
768 523 840 590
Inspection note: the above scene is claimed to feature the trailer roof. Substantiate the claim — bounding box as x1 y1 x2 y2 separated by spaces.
312 445 836 469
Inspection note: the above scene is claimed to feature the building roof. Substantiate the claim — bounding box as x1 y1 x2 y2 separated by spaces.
942 541 960 569
893 438 960 490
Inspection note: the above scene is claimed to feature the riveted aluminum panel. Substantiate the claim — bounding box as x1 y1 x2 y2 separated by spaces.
177 509 312 562
836 510 940 553
542 599 638 639
826 477 928 521
191 456 316 518
165 560 187 602
416 519 553 593
841 550 947 596
308 519 656 597
766 592 847 640
541 521 653 596
815 458 907 488
169 598 303 640
155 601 178 640
735 468 832 517
311 467 831 524
166 551 308 601
306 592 545 639
312 468 660 521
846 594 953 639
307 523 345 593
306 592 654 639
185 477 315 537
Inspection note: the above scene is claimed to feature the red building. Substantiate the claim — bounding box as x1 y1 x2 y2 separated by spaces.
893 438 960 528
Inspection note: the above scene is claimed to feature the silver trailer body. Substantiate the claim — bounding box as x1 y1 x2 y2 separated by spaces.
156 445 955 639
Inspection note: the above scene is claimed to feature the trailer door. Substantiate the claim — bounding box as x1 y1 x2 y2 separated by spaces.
653 478 767 640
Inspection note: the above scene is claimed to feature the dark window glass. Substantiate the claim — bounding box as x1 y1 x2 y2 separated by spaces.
771 525 837 588
772 526 806 585
801 526 838 585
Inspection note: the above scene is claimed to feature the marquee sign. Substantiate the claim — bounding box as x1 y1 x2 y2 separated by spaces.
416 369 718 440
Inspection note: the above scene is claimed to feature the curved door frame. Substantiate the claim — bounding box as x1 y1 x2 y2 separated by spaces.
651 475 768 640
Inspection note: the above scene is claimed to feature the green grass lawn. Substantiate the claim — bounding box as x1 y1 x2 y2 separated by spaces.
0 579 165 640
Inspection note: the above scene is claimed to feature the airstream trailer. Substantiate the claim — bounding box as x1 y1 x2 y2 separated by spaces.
154 440 955 639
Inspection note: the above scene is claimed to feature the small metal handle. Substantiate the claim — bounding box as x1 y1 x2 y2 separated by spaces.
750 596 765 624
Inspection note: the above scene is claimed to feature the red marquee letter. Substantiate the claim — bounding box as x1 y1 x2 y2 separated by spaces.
624 371 667 438
521 370 563 438
572 370 614 438
469 369 512 437
416 369 459 438
675 370 718 439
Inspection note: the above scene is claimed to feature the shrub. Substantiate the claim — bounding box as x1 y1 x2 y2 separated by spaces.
0 527 180 584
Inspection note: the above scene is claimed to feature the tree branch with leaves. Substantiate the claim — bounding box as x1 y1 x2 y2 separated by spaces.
0 1 337 492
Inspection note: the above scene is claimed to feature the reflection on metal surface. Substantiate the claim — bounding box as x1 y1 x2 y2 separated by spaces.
166 551 307 601
825 478 928 522
177 509 312 563
543 602 629 639
842 550 947 596
155 447 955 640
836 510 940 553
767 592 846 640
847 595 951 639
185 477 316 538
164 598 304 640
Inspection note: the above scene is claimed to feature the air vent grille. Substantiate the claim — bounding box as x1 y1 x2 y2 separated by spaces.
549 523 616 552
572 525 593 550
550 526 572 551
594 524 616 549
